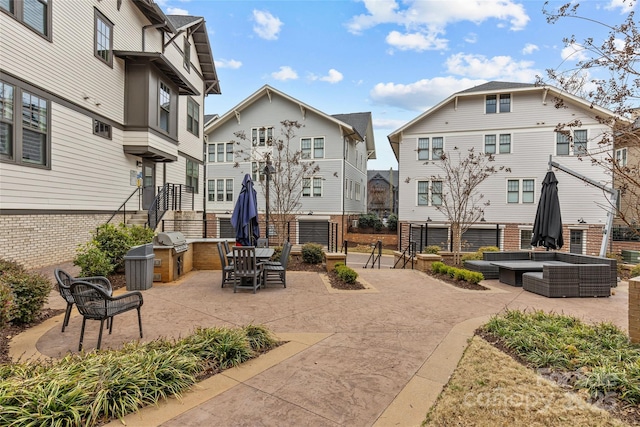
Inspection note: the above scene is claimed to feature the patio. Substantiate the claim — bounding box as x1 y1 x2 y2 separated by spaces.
20 254 630 426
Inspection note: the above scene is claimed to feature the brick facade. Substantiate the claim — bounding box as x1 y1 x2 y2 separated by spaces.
0 213 115 269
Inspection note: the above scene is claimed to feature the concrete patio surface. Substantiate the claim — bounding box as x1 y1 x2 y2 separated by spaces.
14 254 629 426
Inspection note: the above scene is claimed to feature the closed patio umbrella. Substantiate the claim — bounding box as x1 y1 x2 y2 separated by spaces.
531 170 564 250
231 174 260 246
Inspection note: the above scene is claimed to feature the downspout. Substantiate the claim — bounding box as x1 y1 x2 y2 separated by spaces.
202 136 207 238
142 22 167 52
342 135 346 248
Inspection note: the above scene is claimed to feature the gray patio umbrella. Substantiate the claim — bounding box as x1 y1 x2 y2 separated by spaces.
531 170 564 250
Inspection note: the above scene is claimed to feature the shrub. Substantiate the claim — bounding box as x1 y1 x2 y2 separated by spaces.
358 213 375 228
431 262 484 285
74 242 115 277
424 245 441 254
461 246 500 261
432 261 445 274
0 271 51 324
0 281 15 327
631 263 640 278
334 262 358 284
386 214 398 231
301 243 324 264
0 259 24 276
127 225 155 246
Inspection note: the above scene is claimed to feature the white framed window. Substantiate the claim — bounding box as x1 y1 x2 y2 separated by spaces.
355 182 361 201
93 120 111 140
418 138 429 160
301 136 325 159
95 9 113 66
486 94 511 114
252 126 273 146
183 36 191 71
207 143 234 163
520 229 533 250
208 178 233 202
484 134 511 154
302 176 323 197
616 147 628 167
186 159 199 193
314 137 324 158
252 161 265 181
349 180 353 199
432 137 443 159
556 129 588 156
507 179 535 204
417 180 443 206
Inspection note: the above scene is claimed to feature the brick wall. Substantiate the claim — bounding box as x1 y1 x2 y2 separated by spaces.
630 277 640 344
0 213 114 269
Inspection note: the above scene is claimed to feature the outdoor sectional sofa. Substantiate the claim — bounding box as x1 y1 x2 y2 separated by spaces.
463 251 617 298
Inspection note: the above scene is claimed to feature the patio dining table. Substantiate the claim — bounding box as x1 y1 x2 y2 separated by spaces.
227 247 274 262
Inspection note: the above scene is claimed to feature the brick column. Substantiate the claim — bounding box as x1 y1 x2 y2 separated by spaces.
630 277 640 344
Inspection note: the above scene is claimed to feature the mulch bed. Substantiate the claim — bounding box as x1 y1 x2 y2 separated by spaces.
426 271 490 290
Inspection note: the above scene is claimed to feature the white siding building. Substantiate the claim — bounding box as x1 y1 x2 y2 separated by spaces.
204 85 374 248
388 82 618 255
0 0 220 268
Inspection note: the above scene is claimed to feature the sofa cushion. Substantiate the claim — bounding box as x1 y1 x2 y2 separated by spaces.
483 251 531 261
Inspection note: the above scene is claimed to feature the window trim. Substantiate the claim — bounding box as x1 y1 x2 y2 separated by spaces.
519 228 533 250
207 142 233 163
303 176 323 197
186 97 199 137
556 129 588 156
615 147 628 167
485 93 511 114
94 8 113 67
251 126 273 147
0 0 52 40
507 178 535 204
301 136 325 159
0 79 51 169
417 180 443 206
208 178 233 203
159 81 171 133
183 36 191 71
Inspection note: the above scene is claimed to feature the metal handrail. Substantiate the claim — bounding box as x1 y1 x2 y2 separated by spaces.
364 240 382 269
393 241 416 269
105 187 141 225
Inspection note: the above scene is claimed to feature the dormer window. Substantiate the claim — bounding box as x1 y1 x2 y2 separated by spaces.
486 94 511 114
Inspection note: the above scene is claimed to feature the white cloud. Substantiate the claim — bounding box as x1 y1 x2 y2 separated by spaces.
252 10 283 40
605 0 636 12
167 7 188 15
464 33 478 44
445 53 539 81
522 43 539 55
347 0 529 51
561 42 589 62
386 31 448 52
215 58 242 69
370 76 486 111
320 69 344 83
271 66 298 81
373 118 408 130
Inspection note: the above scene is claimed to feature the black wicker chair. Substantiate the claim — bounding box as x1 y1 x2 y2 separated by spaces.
54 268 113 332
263 241 291 288
217 241 235 288
70 281 143 351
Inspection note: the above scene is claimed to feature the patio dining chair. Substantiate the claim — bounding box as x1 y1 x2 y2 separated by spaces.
54 268 113 333
263 241 291 288
70 281 143 351
223 240 234 266
217 241 235 288
232 246 263 294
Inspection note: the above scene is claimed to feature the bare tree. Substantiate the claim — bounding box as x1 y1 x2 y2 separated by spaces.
407 147 509 265
540 0 640 237
232 120 319 243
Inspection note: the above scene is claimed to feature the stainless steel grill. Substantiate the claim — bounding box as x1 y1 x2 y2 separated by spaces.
154 231 189 253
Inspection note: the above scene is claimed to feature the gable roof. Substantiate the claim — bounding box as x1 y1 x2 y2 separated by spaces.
166 15 220 95
133 0 176 33
387 81 622 160
332 112 376 159
204 85 361 140
368 169 399 187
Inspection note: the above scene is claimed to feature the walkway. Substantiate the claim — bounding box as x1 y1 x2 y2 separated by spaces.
16 255 629 426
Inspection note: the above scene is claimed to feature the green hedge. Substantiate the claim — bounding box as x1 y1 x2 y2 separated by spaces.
334 262 358 284
0 270 51 324
431 261 484 284
460 246 499 261
301 243 323 264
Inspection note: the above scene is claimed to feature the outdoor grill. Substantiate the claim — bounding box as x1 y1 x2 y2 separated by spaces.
154 231 189 254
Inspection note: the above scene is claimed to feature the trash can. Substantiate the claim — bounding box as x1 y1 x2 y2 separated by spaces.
124 243 155 290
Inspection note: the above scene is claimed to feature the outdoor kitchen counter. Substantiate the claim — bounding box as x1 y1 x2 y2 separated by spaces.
153 238 234 282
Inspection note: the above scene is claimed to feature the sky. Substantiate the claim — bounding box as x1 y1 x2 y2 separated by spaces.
156 0 636 171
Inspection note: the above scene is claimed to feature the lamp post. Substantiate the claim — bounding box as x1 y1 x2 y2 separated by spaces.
263 159 276 246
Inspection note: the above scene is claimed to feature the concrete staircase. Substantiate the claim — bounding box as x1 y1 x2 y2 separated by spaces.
127 211 148 227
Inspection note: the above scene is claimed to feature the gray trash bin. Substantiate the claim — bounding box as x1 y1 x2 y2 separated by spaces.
124 243 155 290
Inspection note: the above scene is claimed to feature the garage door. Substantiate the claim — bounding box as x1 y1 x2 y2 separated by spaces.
299 220 329 246
461 228 498 251
410 227 448 251
219 218 235 239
